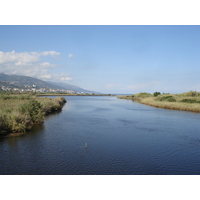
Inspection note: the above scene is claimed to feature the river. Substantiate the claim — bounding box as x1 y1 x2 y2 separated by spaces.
1 96 200 175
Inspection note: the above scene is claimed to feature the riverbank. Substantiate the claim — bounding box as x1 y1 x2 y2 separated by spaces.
36 93 113 96
118 91 200 113
0 94 66 136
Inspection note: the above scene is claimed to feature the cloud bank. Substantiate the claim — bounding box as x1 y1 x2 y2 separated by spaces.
0 50 72 82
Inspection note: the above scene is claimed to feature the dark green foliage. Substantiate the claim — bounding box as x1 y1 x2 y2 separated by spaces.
181 99 200 103
0 114 9 135
153 92 161 97
157 95 176 102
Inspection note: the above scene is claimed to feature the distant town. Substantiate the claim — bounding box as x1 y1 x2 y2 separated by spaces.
0 81 82 94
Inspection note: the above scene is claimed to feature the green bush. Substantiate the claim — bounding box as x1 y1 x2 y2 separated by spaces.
181 99 200 103
153 92 161 97
39 97 66 115
181 91 199 97
7 112 32 133
18 99 44 124
157 95 176 102
0 113 9 135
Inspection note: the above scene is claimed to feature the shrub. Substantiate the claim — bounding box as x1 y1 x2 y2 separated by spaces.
54 97 67 106
157 95 176 102
181 99 200 103
181 91 199 97
39 97 66 115
18 99 44 124
153 92 161 97
0 113 9 135
7 112 32 133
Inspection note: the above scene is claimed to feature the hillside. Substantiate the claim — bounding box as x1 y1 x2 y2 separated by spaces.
0 73 62 89
0 73 98 94
47 81 99 94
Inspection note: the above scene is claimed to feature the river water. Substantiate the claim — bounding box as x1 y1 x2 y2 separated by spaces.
1 96 200 175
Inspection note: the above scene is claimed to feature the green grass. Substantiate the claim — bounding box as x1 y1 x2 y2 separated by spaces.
0 94 66 136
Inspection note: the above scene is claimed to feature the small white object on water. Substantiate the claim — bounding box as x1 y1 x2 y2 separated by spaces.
84 142 88 149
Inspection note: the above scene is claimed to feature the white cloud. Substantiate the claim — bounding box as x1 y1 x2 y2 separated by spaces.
39 62 55 68
68 54 73 58
0 50 72 82
60 77 72 81
40 51 60 56
0 50 40 64
0 50 60 65
38 73 72 82
38 74 52 79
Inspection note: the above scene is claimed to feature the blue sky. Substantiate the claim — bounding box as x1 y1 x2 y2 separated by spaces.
0 25 200 94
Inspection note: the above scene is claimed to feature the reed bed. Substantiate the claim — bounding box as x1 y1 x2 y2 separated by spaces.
141 97 200 112
0 94 66 136
118 91 200 113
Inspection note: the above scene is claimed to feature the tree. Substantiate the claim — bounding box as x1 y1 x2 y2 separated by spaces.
153 92 161 97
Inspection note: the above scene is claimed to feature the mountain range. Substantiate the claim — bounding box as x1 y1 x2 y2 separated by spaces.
0 73 98 94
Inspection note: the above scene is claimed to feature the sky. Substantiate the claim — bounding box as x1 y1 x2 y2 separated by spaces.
0 25 200 94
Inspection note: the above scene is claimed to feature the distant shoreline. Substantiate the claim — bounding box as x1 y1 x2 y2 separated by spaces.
36 93 114 97
118 92 200 113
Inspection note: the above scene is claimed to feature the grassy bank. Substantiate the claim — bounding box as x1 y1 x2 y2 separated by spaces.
0 94 66 136
118 91 200 113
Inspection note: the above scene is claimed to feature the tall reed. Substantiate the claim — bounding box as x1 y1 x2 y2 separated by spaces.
0 95 66 136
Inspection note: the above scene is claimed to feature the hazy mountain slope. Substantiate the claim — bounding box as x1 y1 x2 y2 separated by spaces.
47 81 100 94
0 73 63 89
0 73 99 93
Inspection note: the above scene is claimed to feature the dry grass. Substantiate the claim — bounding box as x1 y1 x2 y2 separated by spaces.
118 92 200 113
141 97 200 112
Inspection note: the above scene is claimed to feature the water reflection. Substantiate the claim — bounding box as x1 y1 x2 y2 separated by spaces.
0 124 44 148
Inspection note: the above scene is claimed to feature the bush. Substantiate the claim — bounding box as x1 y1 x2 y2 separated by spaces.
181 91 199 97
153 92 161 97
157 95 176 102
181 99 200 103
18 99 44 124
39 97 66 115
0 113 9 135
7 112 32 133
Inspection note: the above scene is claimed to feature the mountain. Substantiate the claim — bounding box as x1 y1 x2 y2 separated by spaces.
0 73 62 89
47 81 100 94
0 73 98 94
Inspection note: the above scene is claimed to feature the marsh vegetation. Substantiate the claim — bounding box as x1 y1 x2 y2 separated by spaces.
0 93 66 136
118 91 200 112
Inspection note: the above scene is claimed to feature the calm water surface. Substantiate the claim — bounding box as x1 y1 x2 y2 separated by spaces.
1 96 200 175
